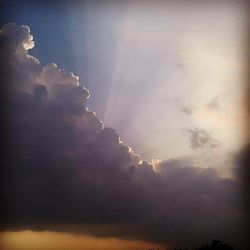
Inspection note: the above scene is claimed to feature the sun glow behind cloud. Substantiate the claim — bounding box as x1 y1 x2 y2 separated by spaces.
66 0 248 163
0 3 249 246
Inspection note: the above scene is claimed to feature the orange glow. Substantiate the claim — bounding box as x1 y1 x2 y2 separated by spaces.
0 231 165 250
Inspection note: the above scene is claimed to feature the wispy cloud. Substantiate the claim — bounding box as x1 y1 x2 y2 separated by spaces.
185 128 220 149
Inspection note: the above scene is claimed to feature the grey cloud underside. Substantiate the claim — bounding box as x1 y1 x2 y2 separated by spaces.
0 24 249 249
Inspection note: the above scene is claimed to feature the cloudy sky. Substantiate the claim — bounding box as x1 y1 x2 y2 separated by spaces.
0 1 249 250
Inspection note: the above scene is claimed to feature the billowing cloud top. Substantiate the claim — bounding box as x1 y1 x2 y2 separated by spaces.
0 23 249 249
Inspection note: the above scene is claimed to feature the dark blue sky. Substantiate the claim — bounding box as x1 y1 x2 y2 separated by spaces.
0 0 76 72
0 0 126 122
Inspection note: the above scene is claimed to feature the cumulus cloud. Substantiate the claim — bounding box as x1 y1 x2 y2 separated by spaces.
185 128 220 149
0 24 249 249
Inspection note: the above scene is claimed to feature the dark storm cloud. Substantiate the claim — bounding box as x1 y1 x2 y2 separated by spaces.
0 24 248 249
186 128 220 149
234 144 250 213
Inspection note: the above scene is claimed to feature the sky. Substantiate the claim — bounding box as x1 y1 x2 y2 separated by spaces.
0 1 249 250
66 0 248 161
